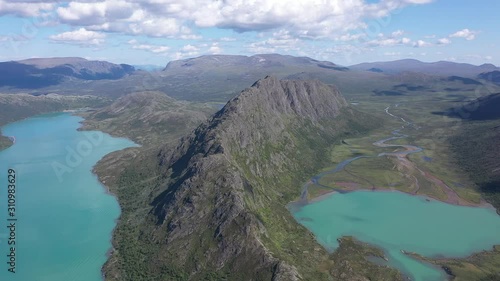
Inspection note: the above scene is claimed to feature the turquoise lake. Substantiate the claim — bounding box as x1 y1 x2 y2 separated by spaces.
0 113 137 281
293 190 500 281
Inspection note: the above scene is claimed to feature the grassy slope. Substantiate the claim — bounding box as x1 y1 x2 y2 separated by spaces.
431 119 500 281
449 121 500 211
79 91 216 147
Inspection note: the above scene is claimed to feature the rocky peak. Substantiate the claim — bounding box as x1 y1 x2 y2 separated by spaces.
138 77 356 281
229 75 348 121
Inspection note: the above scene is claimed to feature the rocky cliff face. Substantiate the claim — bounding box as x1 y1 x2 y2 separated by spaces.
103 76 387 281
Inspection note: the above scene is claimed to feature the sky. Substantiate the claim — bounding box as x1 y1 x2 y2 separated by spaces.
0 0 498 66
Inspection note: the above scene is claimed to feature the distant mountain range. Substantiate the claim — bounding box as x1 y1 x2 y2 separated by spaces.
158 54 351 100
1 55 499 102
163 53 348 72
0 57 135 89
350 59 499 77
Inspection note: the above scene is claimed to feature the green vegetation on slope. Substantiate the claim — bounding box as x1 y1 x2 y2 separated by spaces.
79 91 215 147
229 110 385 280
449 120 500 212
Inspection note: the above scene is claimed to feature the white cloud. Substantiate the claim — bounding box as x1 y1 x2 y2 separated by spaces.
179 34 202 40
449 29 477 40
1 0 433 39
336 33 366 42
220 37 237 42
172 51 199 60
436 38 451 45
181 44 199 52
367 36 413 47
208 43 222 54
401 37 411 44
248 30 301 53
49 28 105 46
136 45 169 53
0 0 54 17
391 30 404 37
127 40 170 53
413 39 431 48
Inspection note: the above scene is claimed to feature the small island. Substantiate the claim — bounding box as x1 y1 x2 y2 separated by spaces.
0 134 13 151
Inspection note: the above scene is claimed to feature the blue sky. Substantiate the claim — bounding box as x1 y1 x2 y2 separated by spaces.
0 0 498 66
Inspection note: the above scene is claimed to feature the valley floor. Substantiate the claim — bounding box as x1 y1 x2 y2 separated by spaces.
298 83 500 280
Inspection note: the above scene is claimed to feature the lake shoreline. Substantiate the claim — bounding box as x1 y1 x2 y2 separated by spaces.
69 114 139 281
293 183 496 212
0 113 136 281
84 133 139 281
292 189 500 281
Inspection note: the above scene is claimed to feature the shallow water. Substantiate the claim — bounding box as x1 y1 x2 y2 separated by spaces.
0 113 137 281
293 190 500 281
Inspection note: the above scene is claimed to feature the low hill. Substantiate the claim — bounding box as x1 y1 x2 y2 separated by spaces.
79 91 215 147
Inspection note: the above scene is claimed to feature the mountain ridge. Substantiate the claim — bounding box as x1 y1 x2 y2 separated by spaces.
147 76 349 280
100 76 398 280
163 54 347 72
